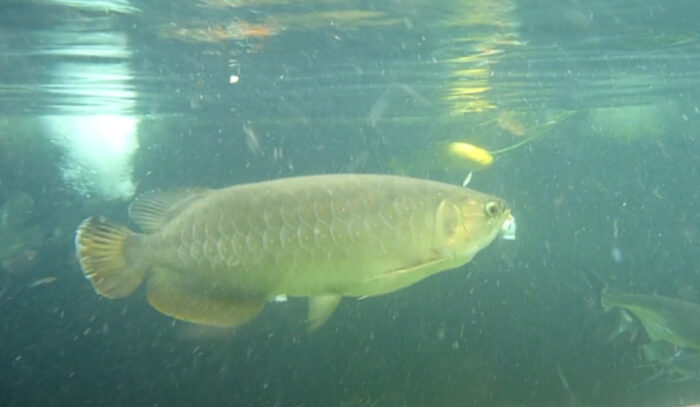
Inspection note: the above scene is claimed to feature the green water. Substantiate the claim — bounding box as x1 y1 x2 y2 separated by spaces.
1 0 700 406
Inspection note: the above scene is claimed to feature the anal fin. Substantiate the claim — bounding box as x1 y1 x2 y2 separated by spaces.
146 270 265 327
307 294 342 332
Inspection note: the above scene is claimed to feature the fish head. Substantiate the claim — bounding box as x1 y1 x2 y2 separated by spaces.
435 191 510 261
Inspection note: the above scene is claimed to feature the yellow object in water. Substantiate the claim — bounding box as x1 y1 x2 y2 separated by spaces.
448 142 494 168
75 174 510 330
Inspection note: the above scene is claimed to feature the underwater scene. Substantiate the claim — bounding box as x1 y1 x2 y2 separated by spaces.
1 0 700 406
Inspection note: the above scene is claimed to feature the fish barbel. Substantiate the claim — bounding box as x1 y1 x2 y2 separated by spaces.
75 174 511 330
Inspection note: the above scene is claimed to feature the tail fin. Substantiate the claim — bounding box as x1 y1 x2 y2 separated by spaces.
75 216 146 298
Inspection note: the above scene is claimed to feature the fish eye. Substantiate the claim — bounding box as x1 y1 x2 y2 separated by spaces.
484 201 501 217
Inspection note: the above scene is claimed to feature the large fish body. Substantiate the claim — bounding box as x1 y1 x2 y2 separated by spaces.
76 174 511 329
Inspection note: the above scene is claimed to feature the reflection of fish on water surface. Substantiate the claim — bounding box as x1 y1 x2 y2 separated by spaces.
76 174 511 330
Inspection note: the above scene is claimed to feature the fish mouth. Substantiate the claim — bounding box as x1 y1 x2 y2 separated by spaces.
500 211 516 240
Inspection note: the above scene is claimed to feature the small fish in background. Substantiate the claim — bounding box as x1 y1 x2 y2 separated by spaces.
601 285 700 384
601 287 700 352
638 341 700 384
242 122 262 156
75 174 512 331
585 269 700 384
496 110 527 137
28 276 57 288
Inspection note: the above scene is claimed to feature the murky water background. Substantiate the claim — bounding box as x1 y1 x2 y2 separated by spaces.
1 0 700 406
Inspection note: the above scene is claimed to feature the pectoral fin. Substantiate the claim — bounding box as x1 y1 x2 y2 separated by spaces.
367 257 448 283
146 270 265 327
434 199 462 246
307 295 342 332
355 257 453 297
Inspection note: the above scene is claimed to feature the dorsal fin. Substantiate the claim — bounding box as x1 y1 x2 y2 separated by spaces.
128 188 210 233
